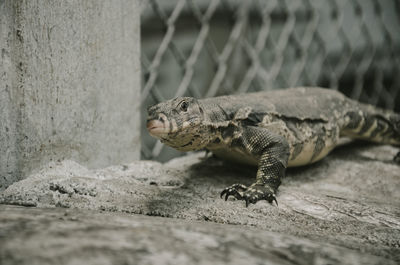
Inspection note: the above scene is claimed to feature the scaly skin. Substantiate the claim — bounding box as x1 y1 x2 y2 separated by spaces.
147 87 400 207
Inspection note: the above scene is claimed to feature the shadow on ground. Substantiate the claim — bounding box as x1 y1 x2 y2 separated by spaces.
1 142 400 264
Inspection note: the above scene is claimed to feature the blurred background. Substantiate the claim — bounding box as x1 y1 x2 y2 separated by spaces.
140 0 400 162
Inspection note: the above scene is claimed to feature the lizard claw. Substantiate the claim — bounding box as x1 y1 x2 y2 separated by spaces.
271 195 278 207
220 183 278 207
220 184 247 201
241 184 278 207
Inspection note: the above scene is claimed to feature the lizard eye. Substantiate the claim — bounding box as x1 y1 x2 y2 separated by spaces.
180 101 188 112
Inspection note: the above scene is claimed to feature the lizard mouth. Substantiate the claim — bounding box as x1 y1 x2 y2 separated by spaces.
147 120 168 137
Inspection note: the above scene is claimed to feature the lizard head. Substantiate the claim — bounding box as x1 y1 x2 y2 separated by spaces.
146 97 210 151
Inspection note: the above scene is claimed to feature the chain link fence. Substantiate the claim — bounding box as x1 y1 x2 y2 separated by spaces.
140 0 400 161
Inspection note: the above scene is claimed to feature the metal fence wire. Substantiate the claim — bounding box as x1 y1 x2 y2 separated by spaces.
140 0 400 161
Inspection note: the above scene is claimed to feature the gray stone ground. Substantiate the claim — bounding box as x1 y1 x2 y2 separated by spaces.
1 142 400 264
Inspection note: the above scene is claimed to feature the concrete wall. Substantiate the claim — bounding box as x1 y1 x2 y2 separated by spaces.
0 0 141 190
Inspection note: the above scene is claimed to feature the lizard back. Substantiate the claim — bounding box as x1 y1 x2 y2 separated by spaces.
200 87 400 166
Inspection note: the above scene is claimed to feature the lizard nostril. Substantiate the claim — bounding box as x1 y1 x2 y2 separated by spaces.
158 116 164 123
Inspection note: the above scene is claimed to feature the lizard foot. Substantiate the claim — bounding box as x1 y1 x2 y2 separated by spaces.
220 183 278 207
220 183 247 201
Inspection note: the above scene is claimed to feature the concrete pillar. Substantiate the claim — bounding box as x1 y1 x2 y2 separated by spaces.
0 0 141 190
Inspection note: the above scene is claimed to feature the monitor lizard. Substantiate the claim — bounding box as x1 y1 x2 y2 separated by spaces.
146 87 400 207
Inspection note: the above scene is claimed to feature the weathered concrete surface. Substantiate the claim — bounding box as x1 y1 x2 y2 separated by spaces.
1 142 400 263
0 0 141 190
0 205 396 265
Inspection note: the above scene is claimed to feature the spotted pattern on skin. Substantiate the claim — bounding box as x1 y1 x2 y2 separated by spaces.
147 87 400 207
370 119 385 139
233 107 253 120
342 111 400 145
310 134 326 163
359 117 376 137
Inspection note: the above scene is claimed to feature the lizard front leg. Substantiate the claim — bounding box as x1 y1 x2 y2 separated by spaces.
220 126 290 207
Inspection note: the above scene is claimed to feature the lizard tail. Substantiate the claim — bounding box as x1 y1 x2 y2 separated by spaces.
340 104 400 146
